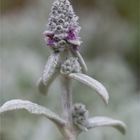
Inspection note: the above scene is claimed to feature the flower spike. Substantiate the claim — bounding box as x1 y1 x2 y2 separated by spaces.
44 0 81 52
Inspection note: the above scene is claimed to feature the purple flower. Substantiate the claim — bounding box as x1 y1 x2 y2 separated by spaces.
47 37 55 46
72 45 79 50
67 28 76 40
44 0 81 52
43 31 54 38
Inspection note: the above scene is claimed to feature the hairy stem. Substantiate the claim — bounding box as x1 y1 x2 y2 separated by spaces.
59 50 78 140
61 77 72 122
61 76 78 140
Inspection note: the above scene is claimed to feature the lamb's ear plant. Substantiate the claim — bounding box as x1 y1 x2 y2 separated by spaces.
0 0 126 140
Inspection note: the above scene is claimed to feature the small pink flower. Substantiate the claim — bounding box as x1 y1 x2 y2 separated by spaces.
47 37 55 46
43 31 54 38
72 45 79 50
67 28 76 40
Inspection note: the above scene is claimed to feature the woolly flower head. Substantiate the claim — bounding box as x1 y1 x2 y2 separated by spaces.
60 57 81 75
44 0 82 52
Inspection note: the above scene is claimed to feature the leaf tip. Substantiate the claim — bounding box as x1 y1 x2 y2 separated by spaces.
104 92 109 105
37 78 48 95
118 121 127 135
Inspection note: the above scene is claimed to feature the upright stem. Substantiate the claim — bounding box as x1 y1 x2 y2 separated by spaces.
61 76 78 140
60 50 78 140
61 77 78 140
60 50 73 122
61 77 72 122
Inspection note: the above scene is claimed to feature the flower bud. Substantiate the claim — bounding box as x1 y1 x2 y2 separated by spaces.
72 103 89 131
60 57 81 75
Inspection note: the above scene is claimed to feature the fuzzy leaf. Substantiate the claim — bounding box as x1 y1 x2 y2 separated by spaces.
38 52 60 95
37 77 49 95
87 116 126 134
68 73 109 104
0 99 66 126
75 51 88 74
70 50 87 74
37 72 59 95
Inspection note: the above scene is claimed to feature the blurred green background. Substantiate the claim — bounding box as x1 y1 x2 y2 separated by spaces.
0 0 139 140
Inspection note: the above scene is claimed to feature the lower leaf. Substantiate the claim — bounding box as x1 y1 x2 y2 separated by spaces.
87 116 126 134
0 99 66 126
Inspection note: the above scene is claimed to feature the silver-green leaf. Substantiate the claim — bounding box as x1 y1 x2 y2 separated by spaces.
0 99 66 126
37 52 60 95
68 73 109 104
37 77 48 95
70 50 87 74
37 72 59 95
87 116 126 134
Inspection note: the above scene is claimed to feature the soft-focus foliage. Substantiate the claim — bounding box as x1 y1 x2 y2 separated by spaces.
0 0 139 140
